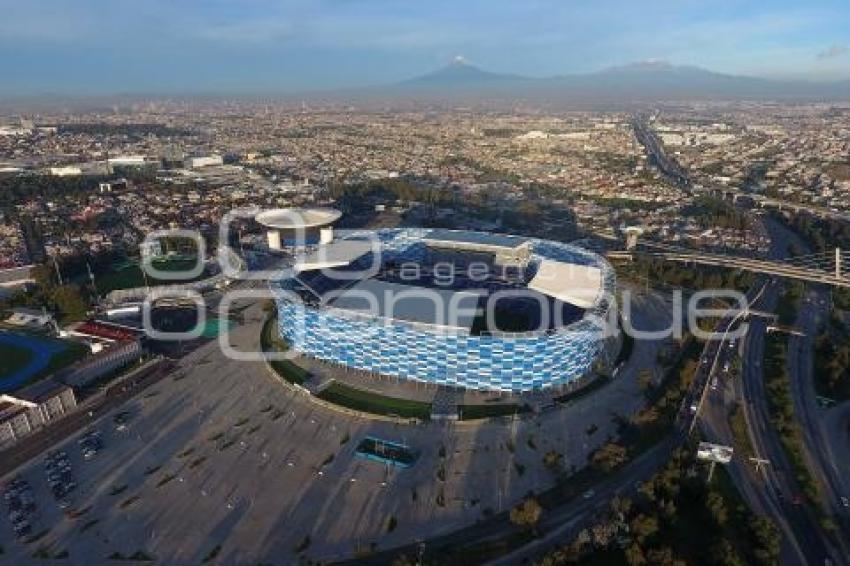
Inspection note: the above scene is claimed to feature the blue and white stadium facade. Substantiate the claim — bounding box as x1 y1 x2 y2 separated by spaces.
271 229 617 393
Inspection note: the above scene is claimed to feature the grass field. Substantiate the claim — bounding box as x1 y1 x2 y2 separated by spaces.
94 257 206 295
552 375 611 405
317 382 432 420
0 332 88 392
0 342 34 379
457 403 530 420
260 315 311 385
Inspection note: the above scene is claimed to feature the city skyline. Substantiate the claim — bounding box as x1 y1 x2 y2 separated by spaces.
1 0 849 94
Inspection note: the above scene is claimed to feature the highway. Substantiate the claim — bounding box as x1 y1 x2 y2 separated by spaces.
697 283 804 561
696 217 850 566
634 117 850 563
784 280 850 556
698 277 844 565
765 216 850 556
632 115 691 189
694 184 850 224
633 113 850 225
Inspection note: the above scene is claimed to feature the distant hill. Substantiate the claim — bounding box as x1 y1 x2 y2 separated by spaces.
396 56 531 89
3 59 849 108
388 59 850 102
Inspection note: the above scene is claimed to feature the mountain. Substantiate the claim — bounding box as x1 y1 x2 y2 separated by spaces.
390 59 850 102
396 57 532 90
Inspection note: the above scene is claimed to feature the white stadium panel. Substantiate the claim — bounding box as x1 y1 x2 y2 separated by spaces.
527 260 603 309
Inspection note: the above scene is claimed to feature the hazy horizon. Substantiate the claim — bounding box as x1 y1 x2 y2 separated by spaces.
1 0 849 95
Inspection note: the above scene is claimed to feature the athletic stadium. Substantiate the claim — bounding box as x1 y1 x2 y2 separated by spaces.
271 228 617 393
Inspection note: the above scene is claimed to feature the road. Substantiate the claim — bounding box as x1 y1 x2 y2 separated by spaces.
698 217 850 566
785 283 850 554
766 215 850 553
632 115 691 189
630 117 849 563
699 278 842 565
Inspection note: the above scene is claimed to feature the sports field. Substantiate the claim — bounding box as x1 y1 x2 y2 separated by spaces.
0 331 88 393
95 257 205 294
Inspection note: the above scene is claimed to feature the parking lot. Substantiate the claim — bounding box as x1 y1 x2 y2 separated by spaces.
0 292 669 563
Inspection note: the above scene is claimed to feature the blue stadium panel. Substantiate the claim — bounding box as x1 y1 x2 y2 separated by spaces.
272 229 616 393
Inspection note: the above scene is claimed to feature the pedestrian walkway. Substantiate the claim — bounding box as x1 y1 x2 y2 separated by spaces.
430 387 459 420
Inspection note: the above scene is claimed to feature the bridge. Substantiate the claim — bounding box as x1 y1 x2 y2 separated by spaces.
607 244 850 288
692 185 850 223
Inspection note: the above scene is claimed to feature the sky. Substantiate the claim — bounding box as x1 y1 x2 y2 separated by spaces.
1 0 848 94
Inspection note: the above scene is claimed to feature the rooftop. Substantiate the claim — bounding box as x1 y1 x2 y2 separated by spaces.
255 207 342 229
295 239 375 271
423 229 530 251
527 261 603 309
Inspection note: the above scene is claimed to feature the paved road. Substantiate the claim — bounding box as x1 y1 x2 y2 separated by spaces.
632 115 691 189
699 277 839 565
736 280 839 565
695 216 850 566
785 284 850 554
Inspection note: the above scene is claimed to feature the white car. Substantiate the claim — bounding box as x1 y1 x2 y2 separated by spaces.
841 496 849 508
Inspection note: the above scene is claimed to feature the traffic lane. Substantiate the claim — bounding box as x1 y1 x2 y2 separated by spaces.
739 309 837 564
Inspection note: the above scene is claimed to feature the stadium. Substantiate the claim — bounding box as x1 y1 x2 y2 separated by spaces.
271 228 618 393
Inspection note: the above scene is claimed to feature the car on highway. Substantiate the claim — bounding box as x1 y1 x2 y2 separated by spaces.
841 496 849 508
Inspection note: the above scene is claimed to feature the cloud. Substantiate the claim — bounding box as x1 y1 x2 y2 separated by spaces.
817 44 848 59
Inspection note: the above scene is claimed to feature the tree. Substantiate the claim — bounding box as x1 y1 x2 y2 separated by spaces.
749 517 780 565
509 497 542 531
705 491 728 526
590 521 617 546
647 546 685 566
629 513 659 543
542 450 563 472
31 263 56 290
709 539 745 566
52 284 88 321
624 542 646 565
591 442 628 473
637 369 654 392
610 496 633 517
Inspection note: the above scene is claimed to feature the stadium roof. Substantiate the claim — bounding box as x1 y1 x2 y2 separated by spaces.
255 207 341 229
329 279 482 331
295 240 374 271
423 229 530 252
527 261 602 309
